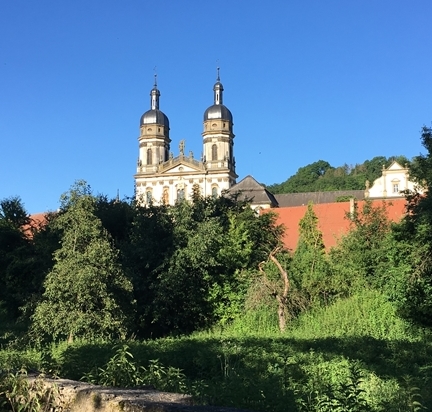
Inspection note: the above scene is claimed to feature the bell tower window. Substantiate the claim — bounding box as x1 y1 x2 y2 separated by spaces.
211 144 218 161
147 148 152 165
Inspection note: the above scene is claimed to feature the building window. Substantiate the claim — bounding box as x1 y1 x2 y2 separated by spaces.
177 188 185 202
212 187 218 198
146 190 152 204
393 183 399 193
211 144 218 161
146 148 152 165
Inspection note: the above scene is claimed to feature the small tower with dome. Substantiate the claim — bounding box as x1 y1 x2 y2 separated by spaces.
137 75 171 169
202 68 236 185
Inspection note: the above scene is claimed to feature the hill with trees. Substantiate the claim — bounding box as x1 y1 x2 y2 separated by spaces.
267 155 411 194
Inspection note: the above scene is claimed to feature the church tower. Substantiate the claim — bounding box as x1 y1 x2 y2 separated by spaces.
137 76 171 172
202 69 237 195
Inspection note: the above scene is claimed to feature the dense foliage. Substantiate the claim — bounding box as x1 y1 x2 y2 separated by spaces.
0 182 282 341
383 126 432 327
267 156 411 194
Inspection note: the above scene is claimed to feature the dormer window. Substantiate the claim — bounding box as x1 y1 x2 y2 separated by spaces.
393 183 399 193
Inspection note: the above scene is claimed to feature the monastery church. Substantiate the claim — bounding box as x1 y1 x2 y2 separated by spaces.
134 72 237 205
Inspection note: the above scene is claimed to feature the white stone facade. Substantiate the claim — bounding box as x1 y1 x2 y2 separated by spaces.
135 155 235 205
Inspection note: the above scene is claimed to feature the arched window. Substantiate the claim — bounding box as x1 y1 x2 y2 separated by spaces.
146 190 152 204
212 187 218 198
146 148 152 165
177 188 185 202
211 144 218 161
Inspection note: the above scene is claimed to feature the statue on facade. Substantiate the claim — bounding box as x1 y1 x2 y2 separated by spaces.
163 188 169 204
179 140 185 155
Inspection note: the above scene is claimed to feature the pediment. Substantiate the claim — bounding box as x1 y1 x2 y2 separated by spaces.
387 161 405 171
158 158 206 175
164 164 200 174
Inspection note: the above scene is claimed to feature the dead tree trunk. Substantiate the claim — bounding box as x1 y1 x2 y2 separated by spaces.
259 247 290 332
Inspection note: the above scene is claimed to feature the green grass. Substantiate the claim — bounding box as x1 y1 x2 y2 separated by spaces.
289 289 414 341
1 290 431 411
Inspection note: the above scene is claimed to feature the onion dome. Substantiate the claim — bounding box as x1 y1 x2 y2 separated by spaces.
203 69 233 122
140 77 170 129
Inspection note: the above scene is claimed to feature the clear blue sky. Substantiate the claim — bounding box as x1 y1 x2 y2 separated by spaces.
1 0 431 214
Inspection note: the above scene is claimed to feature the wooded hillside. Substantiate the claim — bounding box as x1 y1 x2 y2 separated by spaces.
267 155 410 194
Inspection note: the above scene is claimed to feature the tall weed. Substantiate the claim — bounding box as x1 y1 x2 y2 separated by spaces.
290 290 411 340
0 369 63 412
82 344 188 393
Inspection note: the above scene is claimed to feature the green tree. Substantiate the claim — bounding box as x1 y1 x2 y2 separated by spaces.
291 202 330 304
385 126 432 326
151 208 225 334
31 183 135 342
94 195 135 248
0 196 30 230
0 197 42 320
124 193 283 337
329 199 392 296
121 202 174 337
268 160 333 193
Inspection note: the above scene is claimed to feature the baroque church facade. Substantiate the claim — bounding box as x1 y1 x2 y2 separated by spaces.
134 72 237 205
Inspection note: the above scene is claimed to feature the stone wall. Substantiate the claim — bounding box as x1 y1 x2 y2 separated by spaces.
28 375 253 412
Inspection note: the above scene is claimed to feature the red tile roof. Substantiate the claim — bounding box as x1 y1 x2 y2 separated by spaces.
270 198 407 251
23 213 48 238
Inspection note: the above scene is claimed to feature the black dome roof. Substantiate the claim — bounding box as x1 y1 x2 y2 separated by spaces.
203 104 233 122
140 109 170 128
